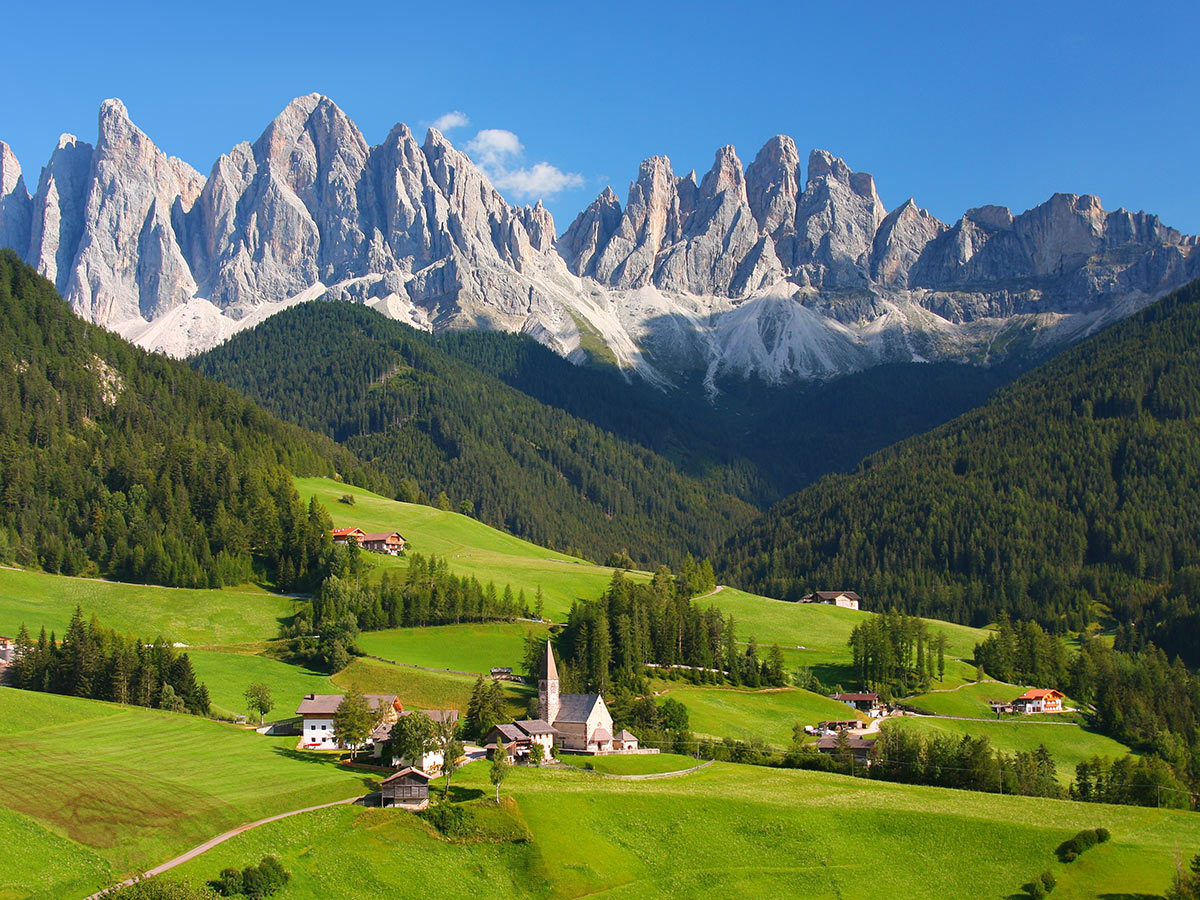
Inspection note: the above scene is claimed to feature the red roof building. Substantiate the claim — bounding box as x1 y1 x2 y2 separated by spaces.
1013 688 1064 713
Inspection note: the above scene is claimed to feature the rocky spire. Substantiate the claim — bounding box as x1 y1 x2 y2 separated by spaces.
0 142 31 261
559 186 621 276
26 133 94 292
792 148 887 286
870 199 946 287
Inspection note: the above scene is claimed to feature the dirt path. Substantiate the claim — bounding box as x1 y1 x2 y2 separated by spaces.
83 794 366 899
692 585 726 600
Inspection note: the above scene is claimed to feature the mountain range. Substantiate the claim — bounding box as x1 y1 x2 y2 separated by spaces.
1 95 1197 385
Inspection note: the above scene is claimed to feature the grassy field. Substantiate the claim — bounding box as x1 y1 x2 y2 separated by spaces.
296 477 628 618
0 567 290 646
356 622 550 675
162 760 1200 900
188 649 339 720
0 687 370 892
883 715 1133 782
557 752 704 775
906 680 1087 720
658 682 862 746
0 805 112 900
333 657 534 719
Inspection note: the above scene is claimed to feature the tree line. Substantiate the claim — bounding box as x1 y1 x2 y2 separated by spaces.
848 609 950 696
7 606 211 716
720 278 1200 634
546 563 787 695
0 250 383 592
280 553 534 673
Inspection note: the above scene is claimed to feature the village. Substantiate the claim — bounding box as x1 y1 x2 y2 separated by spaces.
291 640 650 809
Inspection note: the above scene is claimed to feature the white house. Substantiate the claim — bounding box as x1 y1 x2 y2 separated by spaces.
800 591 861 610
371 708 459 774
295 693 402 750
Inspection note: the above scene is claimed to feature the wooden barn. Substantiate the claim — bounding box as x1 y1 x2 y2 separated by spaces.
380 767 430 809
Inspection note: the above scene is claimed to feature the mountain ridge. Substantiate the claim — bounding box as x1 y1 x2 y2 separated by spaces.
1 96 1196 385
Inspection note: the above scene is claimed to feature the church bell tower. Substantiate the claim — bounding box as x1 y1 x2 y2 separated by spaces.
538 638 560 724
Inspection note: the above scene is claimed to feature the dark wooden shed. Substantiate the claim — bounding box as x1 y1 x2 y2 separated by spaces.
381 766 431 809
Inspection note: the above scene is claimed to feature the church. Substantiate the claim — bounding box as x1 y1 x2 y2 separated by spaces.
538 639 638 753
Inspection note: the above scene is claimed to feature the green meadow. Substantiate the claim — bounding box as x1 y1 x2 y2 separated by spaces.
883 715 1133 781
188 649 339 720
659 682 862 746
296 477 627 618
557 752 706 775
163 760 1200 900
0 687 370 895
0 567 290 646
356 622 550 675
333 657 534 719
906 680 1087 720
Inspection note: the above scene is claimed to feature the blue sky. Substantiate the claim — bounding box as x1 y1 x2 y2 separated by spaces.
3 0 1198 233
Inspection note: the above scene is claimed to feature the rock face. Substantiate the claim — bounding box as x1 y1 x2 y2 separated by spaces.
1 97 1197 387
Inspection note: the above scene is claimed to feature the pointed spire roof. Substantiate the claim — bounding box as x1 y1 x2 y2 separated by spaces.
544 639 559 681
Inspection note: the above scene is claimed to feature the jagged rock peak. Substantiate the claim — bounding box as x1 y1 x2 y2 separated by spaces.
746 135 801 237
559 186 623 275
0 142 24 197
965 205 1014 230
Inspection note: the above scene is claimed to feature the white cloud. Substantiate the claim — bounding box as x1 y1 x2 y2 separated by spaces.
431 110 470 132
493 163 585 198
465 129 523 168
464 128 583 201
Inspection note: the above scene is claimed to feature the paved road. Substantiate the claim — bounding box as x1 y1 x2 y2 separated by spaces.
83 794 366 899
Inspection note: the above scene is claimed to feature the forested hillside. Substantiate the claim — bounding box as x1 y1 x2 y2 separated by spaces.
0 250 383 588
720 278 1200 635
192 303 760 566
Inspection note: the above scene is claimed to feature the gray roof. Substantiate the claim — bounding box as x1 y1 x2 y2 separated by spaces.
514 719 557 736
591 728 613 743
816 734 873 751
615 729 637 741
296 693 397 716
555 693 603 724
381 767 430 784
487 723 527 743
402 708 458 724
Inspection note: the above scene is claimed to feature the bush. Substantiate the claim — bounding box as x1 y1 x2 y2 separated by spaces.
210 868 243 896
1024 880 1047 900
338 494 355 505
1040 870 1057 892
420 802 469 837
1057 828 1108 862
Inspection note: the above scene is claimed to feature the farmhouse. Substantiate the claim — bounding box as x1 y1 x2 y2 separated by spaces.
330 527 366 545
371 708 460 774
1012 688 1065 714
484 719 557 761
0 636 14 665
831 692 883 717
359 531 406 555
816 733 874 764
380 767 430 810
295 693 402 750
799 591 861 610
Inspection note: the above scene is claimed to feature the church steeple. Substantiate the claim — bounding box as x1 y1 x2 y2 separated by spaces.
539 638 560 724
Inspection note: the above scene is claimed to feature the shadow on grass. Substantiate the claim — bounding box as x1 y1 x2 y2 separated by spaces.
445 785 485 803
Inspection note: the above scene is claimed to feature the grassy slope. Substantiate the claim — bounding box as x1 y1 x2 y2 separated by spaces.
907 680 1086 720
659 682 861 746
557 753 703 775
356 622 550 675
333 657 534 719
188 650 339 720
883 716 1132 782
0 688 369 889
0 568 291 646
297 477 626 619
165 762 1200 900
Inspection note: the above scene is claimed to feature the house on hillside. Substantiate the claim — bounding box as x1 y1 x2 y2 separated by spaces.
539 640 623 753
831 692 884 717
360 531 406 555
1012 688 1065 714
0 636 14 665
371 708 460 774
295 693 402 750
331 527 367 545
799 591 861 610
380 767 430 809
484 719 557 761
816 733 873 765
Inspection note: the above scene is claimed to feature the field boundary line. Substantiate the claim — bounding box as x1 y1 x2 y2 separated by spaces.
591 760 715 780
83 794 365 899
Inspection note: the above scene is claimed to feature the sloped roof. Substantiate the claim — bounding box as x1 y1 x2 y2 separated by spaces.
296 693 398 716
811 590 860 601
591 728 613 743
615 729 637 742
1016 688 1064 701
556 693 603 724
381 767 430 784
514 719 557 735
544 639 559 681
816 734 873 751
831 692 879 702
331 527 365 538
487 723 527 743
360 532 404 542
